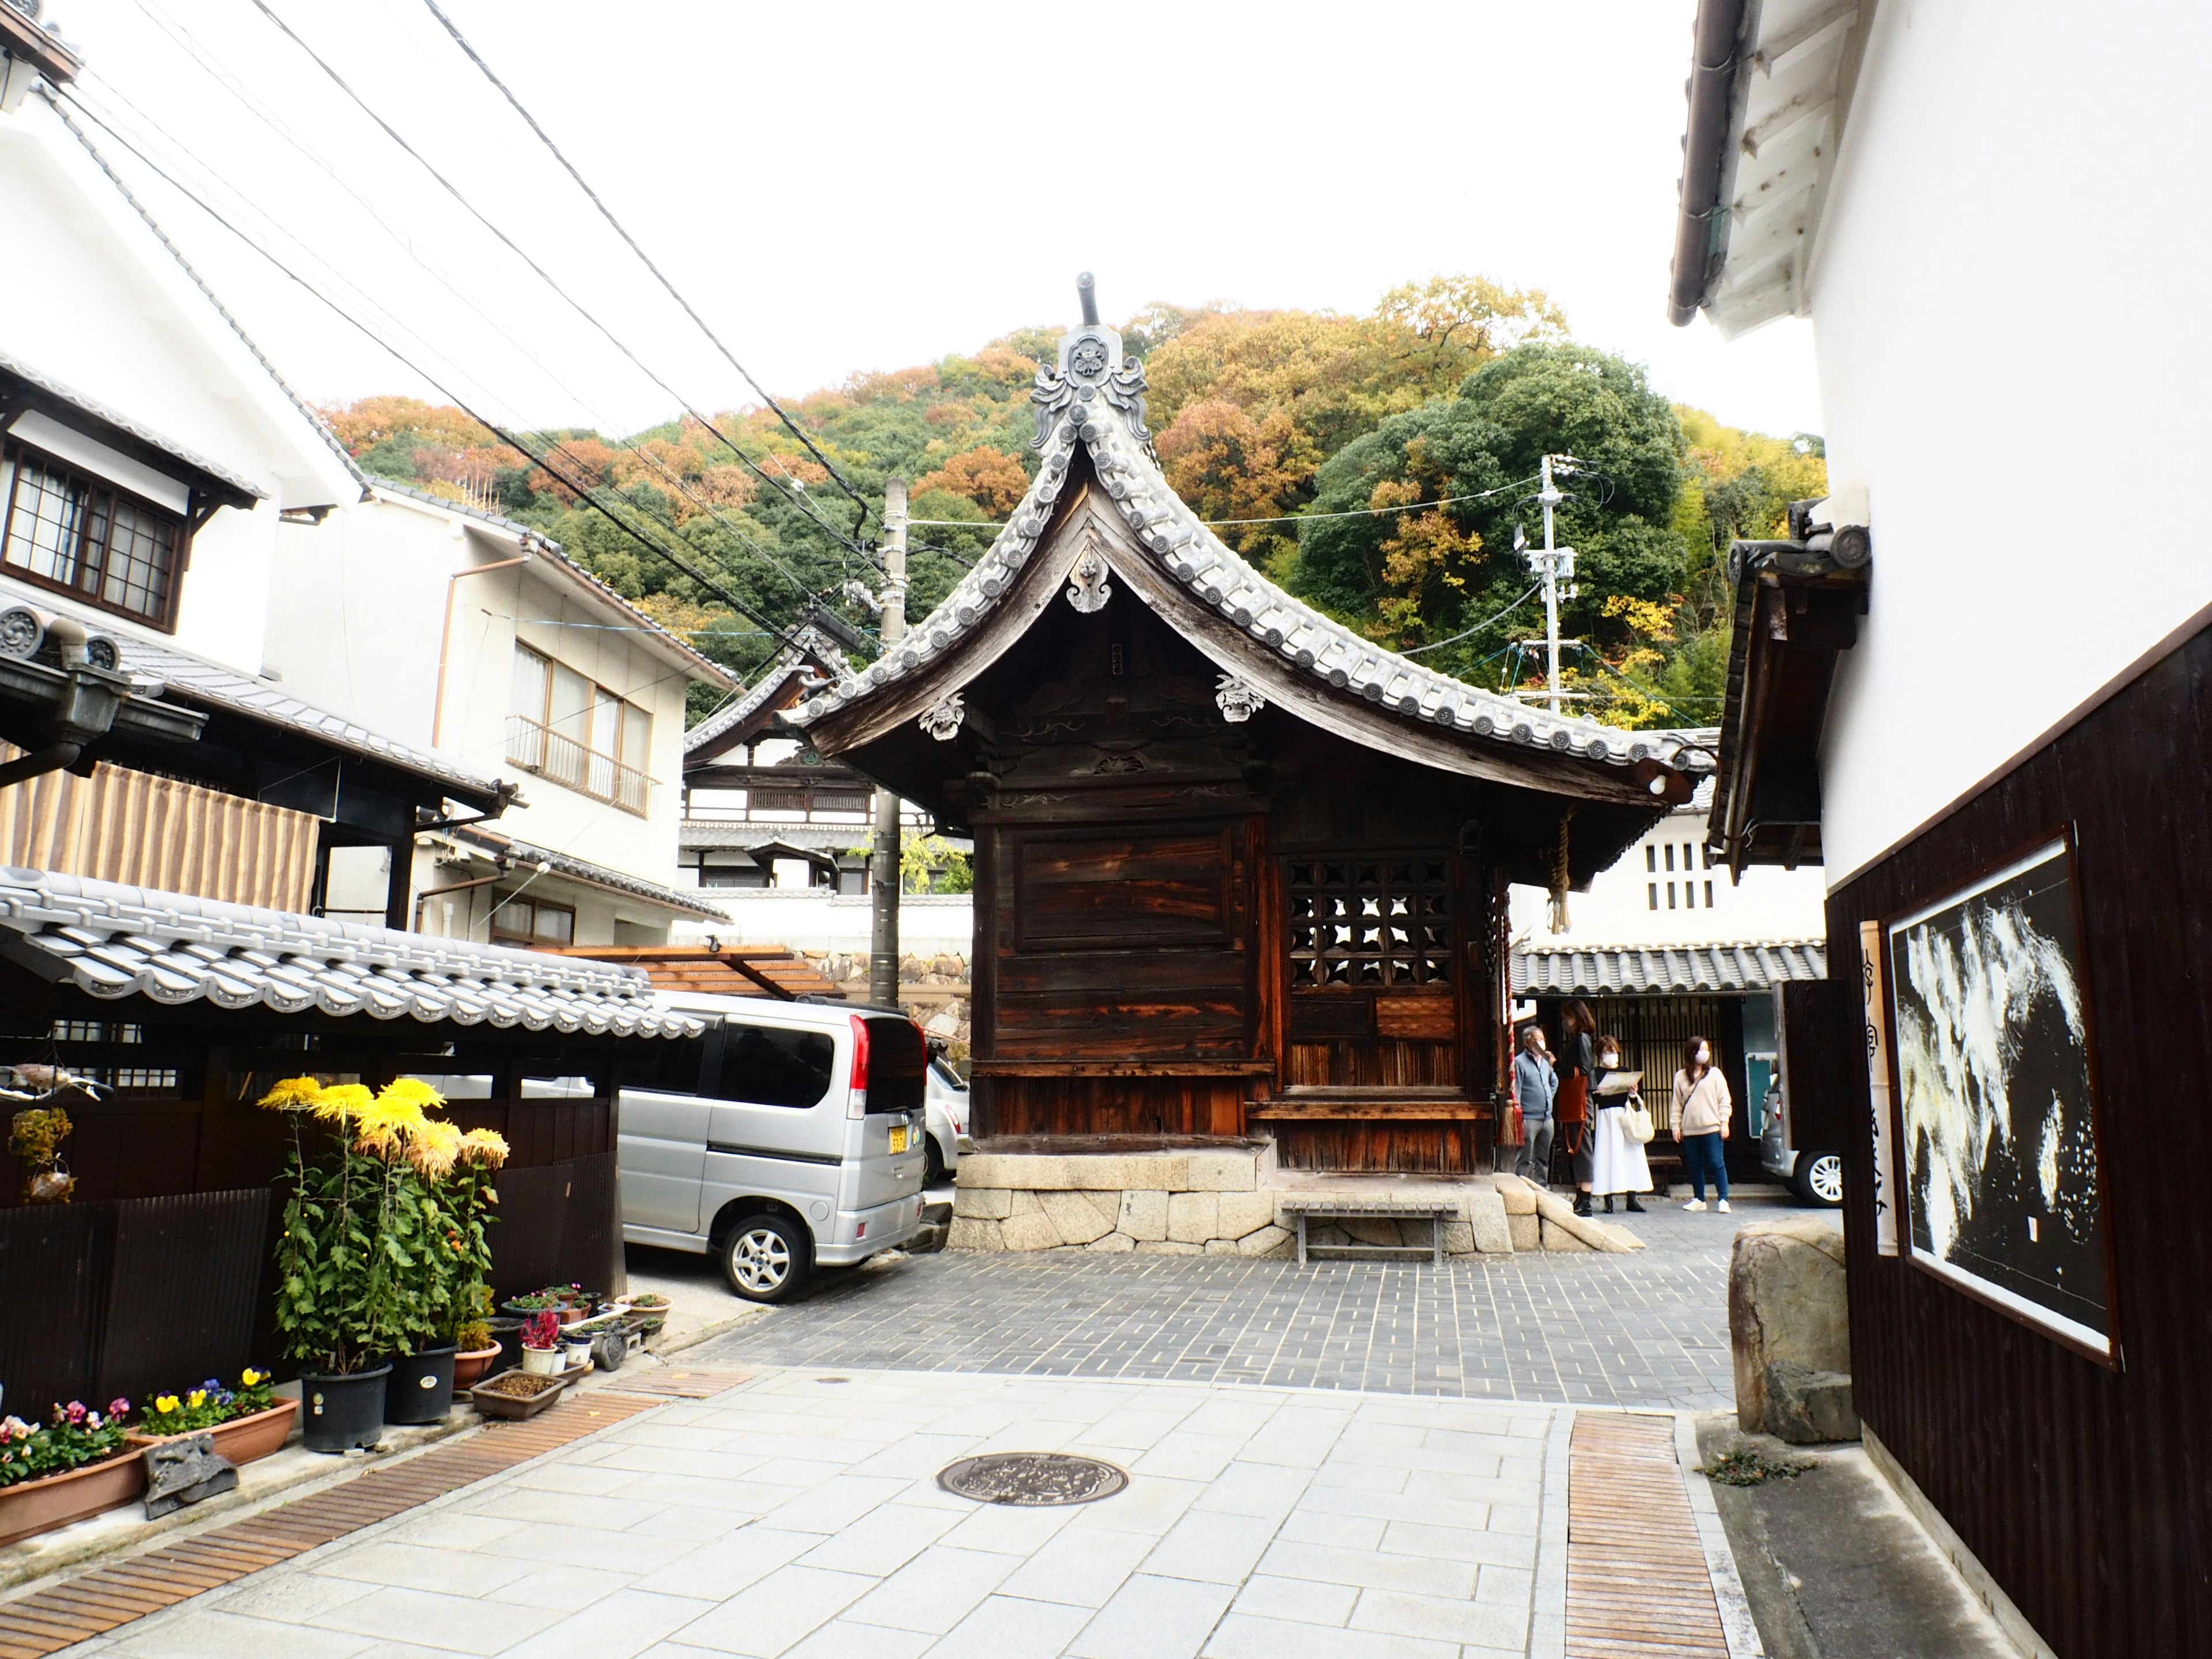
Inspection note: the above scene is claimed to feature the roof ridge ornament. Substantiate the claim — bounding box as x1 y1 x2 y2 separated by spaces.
1066 542 1112 613
1031 271 1154 459
1215 674 1266 724
918 692 965 741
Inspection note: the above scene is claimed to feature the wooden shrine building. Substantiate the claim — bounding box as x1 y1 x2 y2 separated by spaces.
789 285 1710 1171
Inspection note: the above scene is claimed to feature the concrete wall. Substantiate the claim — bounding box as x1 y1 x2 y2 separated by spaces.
1806 1 2212 881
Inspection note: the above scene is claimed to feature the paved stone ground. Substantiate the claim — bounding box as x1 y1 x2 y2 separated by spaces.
681 1194 1805 1412
71 1369 1581 1659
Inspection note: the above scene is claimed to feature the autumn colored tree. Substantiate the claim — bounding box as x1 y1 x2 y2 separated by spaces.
912 447 1030 517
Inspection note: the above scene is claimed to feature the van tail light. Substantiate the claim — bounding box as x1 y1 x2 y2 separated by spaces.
847 1014 870 1118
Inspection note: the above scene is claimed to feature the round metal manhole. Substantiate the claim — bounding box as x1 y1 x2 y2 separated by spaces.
936 1452 1129 1506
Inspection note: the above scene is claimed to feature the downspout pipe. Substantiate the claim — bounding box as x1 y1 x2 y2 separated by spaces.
0 742 81 790
0 616 123 791
1668 0 1749 326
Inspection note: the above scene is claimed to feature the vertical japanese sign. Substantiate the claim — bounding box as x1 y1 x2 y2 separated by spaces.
1859 918 1900 1255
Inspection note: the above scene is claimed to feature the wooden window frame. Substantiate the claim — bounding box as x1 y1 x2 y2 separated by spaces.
504 641 655 816
487 890 576 948
0 442 188 631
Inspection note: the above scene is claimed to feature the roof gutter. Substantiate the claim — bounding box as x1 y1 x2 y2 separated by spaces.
1668 0 1750 326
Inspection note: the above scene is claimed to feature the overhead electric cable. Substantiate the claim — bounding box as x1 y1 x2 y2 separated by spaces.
48 91 816 659
1399 583 1545 657
415 0 874 540
907 474 1545 535
240 0 874 566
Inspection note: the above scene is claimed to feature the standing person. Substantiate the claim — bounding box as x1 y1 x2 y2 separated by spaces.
1672 1035 1733 1213
1512 1024 1557 1185
1589 1032 1651 1214
1558 1000 1597 1217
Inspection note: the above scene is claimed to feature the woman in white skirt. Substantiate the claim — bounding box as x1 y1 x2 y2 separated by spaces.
1588 1033 1653 1214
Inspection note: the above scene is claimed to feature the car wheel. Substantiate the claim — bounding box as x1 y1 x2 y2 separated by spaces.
719 1213 812 1303
923 1134 948 1188
1796 1152 1844 1207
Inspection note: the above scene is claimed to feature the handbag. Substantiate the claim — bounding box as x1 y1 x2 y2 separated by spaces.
1624 1101 1657 1145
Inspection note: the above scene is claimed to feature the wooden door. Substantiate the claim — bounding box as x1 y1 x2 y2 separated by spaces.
1283 853 1463 1091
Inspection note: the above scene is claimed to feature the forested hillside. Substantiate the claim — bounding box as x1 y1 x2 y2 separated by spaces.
323 277 1822 728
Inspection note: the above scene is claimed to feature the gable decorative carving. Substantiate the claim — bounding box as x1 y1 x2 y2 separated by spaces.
1215 675 1266 724
1065 545 1112 614
918 693 965 741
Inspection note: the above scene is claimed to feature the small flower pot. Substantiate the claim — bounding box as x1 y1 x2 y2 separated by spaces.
451 1345 504 1392
125 1399 299 1467
0 1452 144 1547
561 1340 594 1372
468 1373 569 1421
556 1306 587 1328
520 1345 561 1377
384 1346 457 1426
299 1365 391 1453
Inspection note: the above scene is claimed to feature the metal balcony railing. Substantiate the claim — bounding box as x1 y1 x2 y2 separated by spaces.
506 715 652 816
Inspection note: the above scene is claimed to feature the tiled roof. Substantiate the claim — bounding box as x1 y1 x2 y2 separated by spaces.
1513 940 1827 996
0 868 703 1037
113 635 505 804
684 626 849 755
0 350 267 503
445 825 730 923
365 480 738 691
788 326 1712 778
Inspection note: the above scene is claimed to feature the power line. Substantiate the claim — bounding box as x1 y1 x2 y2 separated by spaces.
415 0 874 540
908 474 1545 534
1399 583 1544 657
240 0 872 567
48 91 818 660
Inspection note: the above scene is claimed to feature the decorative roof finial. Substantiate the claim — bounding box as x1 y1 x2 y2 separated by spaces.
1077 271 1099 326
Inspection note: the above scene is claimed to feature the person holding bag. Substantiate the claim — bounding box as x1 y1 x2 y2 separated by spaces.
1672 1035 1733 1213
1588 1033 1652 1214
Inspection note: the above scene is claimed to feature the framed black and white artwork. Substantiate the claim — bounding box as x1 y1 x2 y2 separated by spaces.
1886 834 2113 1361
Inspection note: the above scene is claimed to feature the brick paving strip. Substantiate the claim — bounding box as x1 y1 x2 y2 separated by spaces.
1565 1412 1729 1658
0 1374 750 1659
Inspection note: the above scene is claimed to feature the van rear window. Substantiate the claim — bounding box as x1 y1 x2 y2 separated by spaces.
863 1017 926 1113
711 1024 834 1109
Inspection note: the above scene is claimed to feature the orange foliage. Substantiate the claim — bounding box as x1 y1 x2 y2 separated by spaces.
1154 398 1316 558
321 396 494 456
914 447 1029 517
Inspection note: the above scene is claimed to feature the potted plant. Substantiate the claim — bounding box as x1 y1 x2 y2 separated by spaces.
561 1331 596 1374
451 1288 503 1392
125 1370 297 1466
9 1104 75 1204
502 1290 561 1319
519 1310 562 1376
0 1400 138 1547
261 1075 456 1450
429 1131 509 1395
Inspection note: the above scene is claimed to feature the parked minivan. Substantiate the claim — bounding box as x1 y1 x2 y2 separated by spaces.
618 997 929 1301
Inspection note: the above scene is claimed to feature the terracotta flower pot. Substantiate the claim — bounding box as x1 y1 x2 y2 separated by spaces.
0 1452 144 1548
451 1345 503 1391
125 1399 298 1467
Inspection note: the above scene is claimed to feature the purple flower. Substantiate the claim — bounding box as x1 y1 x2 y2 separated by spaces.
64 1401 85 1423
109 1398 130 1418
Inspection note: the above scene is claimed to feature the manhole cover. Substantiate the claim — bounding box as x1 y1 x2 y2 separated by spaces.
936 1452 1128 1506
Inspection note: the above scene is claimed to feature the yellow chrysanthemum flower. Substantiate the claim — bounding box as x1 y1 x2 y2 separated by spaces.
404 1118 463 1182
457 1128 510 1169
312 1082 375 1125
351 1095 429 1158
259 1075 324 1111
378 1077 448 1112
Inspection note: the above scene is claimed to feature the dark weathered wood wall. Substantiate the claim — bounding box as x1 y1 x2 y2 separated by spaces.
1825 621 2211 1658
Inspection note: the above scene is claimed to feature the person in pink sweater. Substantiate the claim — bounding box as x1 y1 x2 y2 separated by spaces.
1671 1035 1733 1213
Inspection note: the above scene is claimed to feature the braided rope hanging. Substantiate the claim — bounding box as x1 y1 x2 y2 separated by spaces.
1548 805 1576 934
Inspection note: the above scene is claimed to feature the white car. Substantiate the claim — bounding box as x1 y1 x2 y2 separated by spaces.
923 1046 969 1185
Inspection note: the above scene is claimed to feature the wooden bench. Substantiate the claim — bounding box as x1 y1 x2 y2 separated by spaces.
1275 1194 1459 1266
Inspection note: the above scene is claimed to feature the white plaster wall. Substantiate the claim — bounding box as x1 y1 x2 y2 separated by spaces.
1806 1 2212 881
672 890 975 958
1510 806 1828 948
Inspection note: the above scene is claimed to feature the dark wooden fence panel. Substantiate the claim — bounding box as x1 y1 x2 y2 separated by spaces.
1828 620 2212 1658
489 1153 619 1298
1778 976 1854 1152
97 1189 273 1406
0 1203 111 1414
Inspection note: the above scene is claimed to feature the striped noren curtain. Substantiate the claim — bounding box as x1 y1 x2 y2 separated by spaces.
0 747 319 911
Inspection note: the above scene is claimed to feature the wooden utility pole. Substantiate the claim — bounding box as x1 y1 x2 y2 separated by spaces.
867 478 908 1009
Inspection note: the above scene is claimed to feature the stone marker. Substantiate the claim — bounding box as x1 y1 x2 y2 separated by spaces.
143 1431 237 1518
1729 1213 1852 1437
1764 1360 1861 1444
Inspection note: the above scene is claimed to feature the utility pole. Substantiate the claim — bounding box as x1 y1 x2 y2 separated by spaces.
1525 454 1577 714
867 478 908 1010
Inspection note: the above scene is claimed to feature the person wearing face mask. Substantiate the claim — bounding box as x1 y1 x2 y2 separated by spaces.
1672 1035 1733 1213
1588 1033 1651 1214
1512 1023 1558 1185
1557 1001 1599 1217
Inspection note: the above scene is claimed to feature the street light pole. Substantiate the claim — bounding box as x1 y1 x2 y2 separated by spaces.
867 478 908 1009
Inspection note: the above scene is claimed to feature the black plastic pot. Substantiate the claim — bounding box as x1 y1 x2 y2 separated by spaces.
384 1346 456 1425
487 1316 524 1378
299 1365 391 1453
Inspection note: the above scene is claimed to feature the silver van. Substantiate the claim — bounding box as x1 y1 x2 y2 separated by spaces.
618 997 930 1301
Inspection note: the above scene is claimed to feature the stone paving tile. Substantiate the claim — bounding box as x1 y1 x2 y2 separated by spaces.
687 1195 1777 1409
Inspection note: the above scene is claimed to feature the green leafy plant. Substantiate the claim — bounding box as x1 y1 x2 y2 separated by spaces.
0 1401 130 1488
1699 1448 1817 1487
453 1285 495 1354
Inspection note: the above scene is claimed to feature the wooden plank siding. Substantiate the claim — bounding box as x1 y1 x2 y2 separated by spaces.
1821 619 2212 1657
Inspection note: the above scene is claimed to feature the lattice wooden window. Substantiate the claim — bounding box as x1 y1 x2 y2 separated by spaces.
1287 856 1452 987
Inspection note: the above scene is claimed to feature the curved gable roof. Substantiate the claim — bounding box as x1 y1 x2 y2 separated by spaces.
790 315 1707 804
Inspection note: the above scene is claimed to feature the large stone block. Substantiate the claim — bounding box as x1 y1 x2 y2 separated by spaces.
1764 1362 1860 1444
953 1187 1012 1221
1467 1188 1513 1253
1237 1224 1292 1257
1009 1188 1043 1217
1166 1191 1219 1243
1490 1173 1539 1215
999 1211 1060 1252
1082 1189 1123 1228
1120 1154 1190 1191
1040 1189 1114 1246
964 1154 1076 1190
1185 1150 1260 1192
1203 1239 1238 1256
1217 1190 1275 1240
1119 1188 1169 1241
1441 1222 1475 1255
1540 1218 1593 1252
1087 1231 1135 1253
1509 1213 1540 1252
1530 1186 1636 1252
1730 1215 1850 1435
947 1217 1004 1252
1135 1240 1202 1255
1343 1218 1407 1249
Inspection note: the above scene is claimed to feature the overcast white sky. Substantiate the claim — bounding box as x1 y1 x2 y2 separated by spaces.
59 0 1821 441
